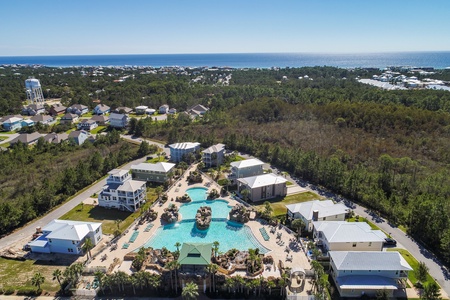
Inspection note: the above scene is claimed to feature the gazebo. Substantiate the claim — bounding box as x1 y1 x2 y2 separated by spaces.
178 243 213 292
289 267 306 293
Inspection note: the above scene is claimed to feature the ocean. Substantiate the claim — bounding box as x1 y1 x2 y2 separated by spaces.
1 52 450 69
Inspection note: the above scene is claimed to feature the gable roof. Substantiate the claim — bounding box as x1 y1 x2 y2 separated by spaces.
94 104 110 111
50 104 66 112
189 104 209 113
313 221 386 243
117 180 145 192
91 115 109 122
230 158 264 169
31 115 54 123
169 142 200 150
69 104 88 110
61 113 78 120
43 219 101 241
109 112 127 120
69 130 88 138
115 106 133 113
178 243 212 266
330 251 412 271
238 173 287 188
286 200 348 221
202 143 225 154
10 132 42 144
131 162 176 173
44 133 69 143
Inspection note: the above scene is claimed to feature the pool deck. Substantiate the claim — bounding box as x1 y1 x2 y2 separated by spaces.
87 164 311 280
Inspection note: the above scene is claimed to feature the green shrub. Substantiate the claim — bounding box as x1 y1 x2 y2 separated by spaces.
3 287 15 295
17 287 41 296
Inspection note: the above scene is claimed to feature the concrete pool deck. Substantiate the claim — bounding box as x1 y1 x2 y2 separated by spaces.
87 164 311 280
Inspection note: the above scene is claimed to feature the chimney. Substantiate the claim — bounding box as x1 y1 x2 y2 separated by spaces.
312 210 319 221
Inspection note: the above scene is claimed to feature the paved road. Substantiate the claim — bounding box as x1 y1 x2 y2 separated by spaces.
0 136 165 252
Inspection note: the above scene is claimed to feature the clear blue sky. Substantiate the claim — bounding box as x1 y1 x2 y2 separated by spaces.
1 0 449 56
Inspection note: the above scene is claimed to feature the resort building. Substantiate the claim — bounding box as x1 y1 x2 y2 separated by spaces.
131 162 176 183
178 243 212 272
109 113 128 128
237 173 287 202
229 158 264 182
329 251 412 298
98 169 147 212
169 142 201 163
27 219 102 255
67 104 89 116
286 200 348 232
202 143 225 168
313 221 386 252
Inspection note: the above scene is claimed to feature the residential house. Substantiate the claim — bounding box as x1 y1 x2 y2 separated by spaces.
67 104 89 116
22 104 45 116
329 251 412 298
202 143 225 168
313 221 386 252
68 130 89 145
60 113 79 125
168 108 177 114
159 104 169 114
21 119 35 128
98 169 147 212
31 114 55 125
131 162 176 183
9 132 42 146
145 108 156 115
237 173 287 202
286 200 348 232
169 142 201 163
230 158 264 182
93 104 110 115
109 113 128 128
187 104 209 118
27 219 102 255
77 119 98 131
90 115 110 125
135 106 148 115
44 132 69 144
49 103 67 116
114 106 133 114
1 115 24 131
178 243 212 272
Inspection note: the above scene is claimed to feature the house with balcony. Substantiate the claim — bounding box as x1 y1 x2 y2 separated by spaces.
286 200 348 232
313 221 386 252
93 104 110 115
67 104 89 116
109 113 128 128
98 169 147 212
49 103 67 116
169 142 201 163
202 143 225 168
60 113 79 125
1 115 24 131
77 119 98 131
237 173 287 202
229 158 264 183
22 104 45 116
91 114 110 125
329 251 412 298
131 162 176 183
27 219 102 255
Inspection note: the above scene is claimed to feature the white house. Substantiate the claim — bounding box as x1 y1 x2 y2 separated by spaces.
329 251 412 298
169 142 201 163
286 200 348 231
135 106 148 115
31 114 55 125
27 219 102 255
109 113 128 128
202 143 225 168
68 130 89 145
237 173 287 202
313 221 386 252
159 104 169 114
131 162 176 183
93 104 110 115
230 158 264 182
98 169 147 212
67 104 89 116
77 119 98 131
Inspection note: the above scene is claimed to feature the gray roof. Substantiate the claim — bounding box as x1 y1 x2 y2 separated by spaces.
91 115 109 122
313 221 386 243
202 143 225 154
230 158 264 169
31 115 54 123
69 104 88 110
69 130 87 138
117 180 146 192
44 133 69 143
337 275 398 290
286 200 348 221
131 162 176 173
109 112 127 120
43 219 101 241
10 132 42 145
238 173 287 189
329 251 412 271
61 113 78 120
108 169 129 177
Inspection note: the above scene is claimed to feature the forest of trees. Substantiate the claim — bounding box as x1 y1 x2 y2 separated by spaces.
1 65 449 264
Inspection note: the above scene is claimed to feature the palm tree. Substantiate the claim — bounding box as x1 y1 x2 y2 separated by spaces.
155 186 163 200
182 281 199 300
114 271 128 292
94 270 105 294
175 242 181 252
205 263 219 293
240 188 250 201
291 218 305 239
130 275 137 295
134 271 147 291
225 277 234 293
52 269 63 291
82 237 94 260
103 274 114 294
280 272 289 296
234 275 245 293
148 274 161 292
31 272 45 291
266 279 276 295
213 241 220 257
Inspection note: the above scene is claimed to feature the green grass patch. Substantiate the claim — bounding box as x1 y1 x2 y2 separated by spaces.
347 217 380 230
90 125 106 134
0 136 7 142
0 131 17 134
60 187 158 235
387 248 437 286
398 224 408 233
82 112 94 117
0 142 10 148
286 181 294 186
0 258 61 292
254 191 319 216
146 156 168 163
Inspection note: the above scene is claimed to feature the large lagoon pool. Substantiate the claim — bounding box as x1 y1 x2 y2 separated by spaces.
140 187 270 253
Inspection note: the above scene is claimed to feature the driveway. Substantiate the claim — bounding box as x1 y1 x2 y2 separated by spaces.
0 132 19 144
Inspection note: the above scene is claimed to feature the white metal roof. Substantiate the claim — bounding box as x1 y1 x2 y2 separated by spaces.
131 162 176 173
313 221 386 243
286 200 348 220
330 251 413 271
202 143 225 154
117 180 145 192
230 158 264 169
238 173 287 188
43 219 101 241
108 169 129 177
169 142 200 150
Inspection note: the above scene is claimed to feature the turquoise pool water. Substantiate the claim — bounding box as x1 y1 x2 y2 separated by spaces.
179 200 232 220
185 187 208 201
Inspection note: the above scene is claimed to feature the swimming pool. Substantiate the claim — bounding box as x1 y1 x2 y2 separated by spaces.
139 186 270 253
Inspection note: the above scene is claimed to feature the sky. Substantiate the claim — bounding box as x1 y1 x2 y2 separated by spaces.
1 0 450 56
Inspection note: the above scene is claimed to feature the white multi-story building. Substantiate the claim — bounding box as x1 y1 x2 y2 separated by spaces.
169 142 200 163
229 158 264 182
98 169 147 212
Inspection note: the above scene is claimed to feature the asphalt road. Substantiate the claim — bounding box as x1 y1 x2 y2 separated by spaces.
0 136 165 252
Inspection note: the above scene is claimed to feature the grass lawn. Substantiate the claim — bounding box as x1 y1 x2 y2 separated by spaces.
286 181 294 186
0 142 11 148
0 136 7 142
60 187 158 235
0 257 61 292
255 191 320 216
387 248 437 286
347 217 380 230
398 224 408 233
90 125 106 134
0 131 17 134
146 156 168 163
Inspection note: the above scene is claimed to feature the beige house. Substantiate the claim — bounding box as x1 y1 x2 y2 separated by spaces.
313 221 386 252
237 173 287 202
131 162 176 183
229 158 264 183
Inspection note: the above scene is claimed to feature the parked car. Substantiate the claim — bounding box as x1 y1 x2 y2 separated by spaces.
384 238 397 246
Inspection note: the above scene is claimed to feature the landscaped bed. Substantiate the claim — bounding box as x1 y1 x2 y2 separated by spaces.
254 191 320 216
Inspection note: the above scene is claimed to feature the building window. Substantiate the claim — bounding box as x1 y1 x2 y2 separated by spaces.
335 215 338 218
48 239 52 243
369 242 372 246
352 243 357 247
96 228 99 233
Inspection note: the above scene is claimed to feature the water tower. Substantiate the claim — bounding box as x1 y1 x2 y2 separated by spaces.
25 78 45 104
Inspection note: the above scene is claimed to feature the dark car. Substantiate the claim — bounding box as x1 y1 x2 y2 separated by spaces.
384 238 397 246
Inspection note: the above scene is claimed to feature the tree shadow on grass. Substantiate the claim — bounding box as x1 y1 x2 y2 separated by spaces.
87 206 131 221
